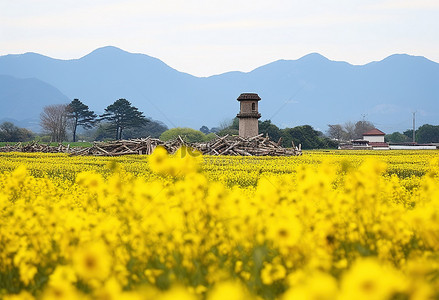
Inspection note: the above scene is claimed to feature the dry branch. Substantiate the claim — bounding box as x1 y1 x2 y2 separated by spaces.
0 135 302 157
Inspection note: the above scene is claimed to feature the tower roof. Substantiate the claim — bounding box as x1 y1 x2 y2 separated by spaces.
237 93 261 101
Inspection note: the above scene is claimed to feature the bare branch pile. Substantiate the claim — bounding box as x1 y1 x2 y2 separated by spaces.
0 142 72 153
193 134 302 156
0 135 302 156
70 137 184 156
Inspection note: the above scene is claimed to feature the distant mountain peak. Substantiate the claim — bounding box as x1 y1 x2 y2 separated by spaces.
82 46 129 59
383 53 432 62
14 51 53 61
91 46 126 54
299 53 329 61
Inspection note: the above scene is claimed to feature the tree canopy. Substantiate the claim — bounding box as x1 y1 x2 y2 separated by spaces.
416 124 439 143
385 125 439 144
67 99 97 142
199 126 210 134
281 125 337 149
121 120 168 139
100 99 148 140
259 120 282 142
0 122 34 142
385 132 411 144
160 127 208 143
217 118 337 149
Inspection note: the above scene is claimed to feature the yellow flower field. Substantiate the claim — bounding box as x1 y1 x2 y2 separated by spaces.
0 149 439 299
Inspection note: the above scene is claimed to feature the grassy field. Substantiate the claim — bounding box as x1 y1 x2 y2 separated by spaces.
1 149 438 299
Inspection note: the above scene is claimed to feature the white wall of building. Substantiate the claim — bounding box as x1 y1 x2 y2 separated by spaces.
364 135 384 143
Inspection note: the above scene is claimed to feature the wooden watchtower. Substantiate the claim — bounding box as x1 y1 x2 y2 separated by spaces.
237 93 261 138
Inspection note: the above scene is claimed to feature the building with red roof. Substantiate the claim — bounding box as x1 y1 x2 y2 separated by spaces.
339 128 390 150
362 128 389 149
363 129 385 141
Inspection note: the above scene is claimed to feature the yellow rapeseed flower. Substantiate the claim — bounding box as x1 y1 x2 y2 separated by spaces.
73 241 112 282
339 258 407 300
207 281 249 300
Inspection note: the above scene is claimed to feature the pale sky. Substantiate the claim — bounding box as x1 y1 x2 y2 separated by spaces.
1 0 438 76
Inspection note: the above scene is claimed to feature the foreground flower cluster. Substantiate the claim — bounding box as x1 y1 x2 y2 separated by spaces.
0 149 439 299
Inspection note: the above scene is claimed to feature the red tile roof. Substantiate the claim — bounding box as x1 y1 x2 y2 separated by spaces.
363 128 386 136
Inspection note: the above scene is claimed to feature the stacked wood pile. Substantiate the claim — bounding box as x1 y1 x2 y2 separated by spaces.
70 137 185 156
0 142 72 154
193 134 301 156
0 135 301 156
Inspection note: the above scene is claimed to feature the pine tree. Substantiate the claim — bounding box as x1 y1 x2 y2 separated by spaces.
67 99 97 142
100 99 148 140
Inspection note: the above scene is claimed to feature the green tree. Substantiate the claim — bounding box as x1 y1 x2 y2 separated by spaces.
92 123 113 141
67 99 97 142
160 128 206 143
259 120 281 141
217 128 239 137
416 124 439 143
281 125 337 149
199 126 210 134
100 99 148 140
385 132 410 143
0 122 34 142
204 133 217 141
122 119 168 139
403 129 414 142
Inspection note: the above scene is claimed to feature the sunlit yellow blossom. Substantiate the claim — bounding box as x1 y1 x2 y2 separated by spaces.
49 265 77 286
261 262 287 285
149 146 201 177
266 208 302 251
4 291 35 300
41 281 81 300
157 286 197 300
73 241 112 281
283 271 337 300
339 258 407 300
94 277 122 300
207 281 249 300
75 171 104 193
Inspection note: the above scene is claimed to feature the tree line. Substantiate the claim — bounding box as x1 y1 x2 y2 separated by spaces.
327 121 439 144
39 98 167 142
385 125 439 144
0 122 34 142
2 100 438 148
200 118 338 149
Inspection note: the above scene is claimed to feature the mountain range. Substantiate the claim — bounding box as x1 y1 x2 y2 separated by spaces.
0 46 438 134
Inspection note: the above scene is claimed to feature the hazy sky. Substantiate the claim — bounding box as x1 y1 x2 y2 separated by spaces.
1 0 438 76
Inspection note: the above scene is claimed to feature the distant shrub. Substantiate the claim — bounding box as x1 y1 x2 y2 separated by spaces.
160 127 206 143
217 128 239 137
204 133 217 141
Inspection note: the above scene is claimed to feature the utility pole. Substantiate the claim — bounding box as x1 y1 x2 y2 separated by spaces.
412 112 416 143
